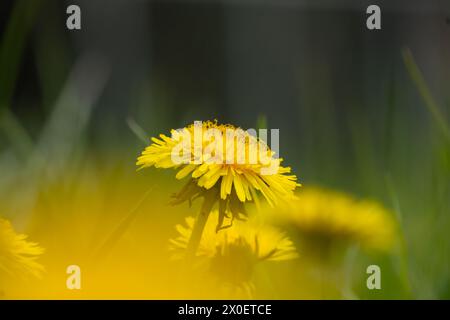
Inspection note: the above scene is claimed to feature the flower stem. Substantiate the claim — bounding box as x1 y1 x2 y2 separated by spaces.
186 209 210 258
186 190 217 258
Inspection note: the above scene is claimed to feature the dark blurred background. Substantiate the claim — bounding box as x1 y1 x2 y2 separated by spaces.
1 0 449 183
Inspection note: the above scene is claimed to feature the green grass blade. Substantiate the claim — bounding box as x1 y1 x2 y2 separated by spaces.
402 48 450 142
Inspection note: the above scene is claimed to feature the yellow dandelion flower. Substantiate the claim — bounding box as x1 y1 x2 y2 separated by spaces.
0 218 45 280
137 120 300 255
170 210 298 288
268 187 397 254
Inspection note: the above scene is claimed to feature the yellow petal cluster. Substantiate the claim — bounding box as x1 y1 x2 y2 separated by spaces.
137 120 300 229
270 187 397 252
170 210 298 285
0 218 44 280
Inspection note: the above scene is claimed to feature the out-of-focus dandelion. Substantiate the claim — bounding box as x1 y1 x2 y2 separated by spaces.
169 210 298 295
258 187 398 299
0 218 44 281
268 187 397 258
137 120 300 256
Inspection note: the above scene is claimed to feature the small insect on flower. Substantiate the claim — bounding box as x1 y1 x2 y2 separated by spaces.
169 210 298 292
137 120 300 256
267 187 397 255
0 218 45 281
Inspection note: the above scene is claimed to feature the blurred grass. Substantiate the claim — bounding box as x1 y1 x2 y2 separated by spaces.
0 0 42 109
0 0 42 158
92 187 155 261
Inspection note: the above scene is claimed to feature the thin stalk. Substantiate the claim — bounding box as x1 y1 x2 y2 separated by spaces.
186 209 210 257
402 48 450 143
186 190 217 258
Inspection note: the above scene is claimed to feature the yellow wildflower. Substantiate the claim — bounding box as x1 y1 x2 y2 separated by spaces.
137 120 300 255
170 210 298 288
269 187 397 253
137 121 299 224
0 218 44 280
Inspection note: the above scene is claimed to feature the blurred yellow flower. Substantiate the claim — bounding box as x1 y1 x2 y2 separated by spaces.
0 218 44 280
271 188 397 253
170 210 298 288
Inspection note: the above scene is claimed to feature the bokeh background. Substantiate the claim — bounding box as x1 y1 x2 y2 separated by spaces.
0 0 449 299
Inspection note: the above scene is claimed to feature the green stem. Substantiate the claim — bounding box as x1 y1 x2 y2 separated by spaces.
186 190 217 258
186 208 210 258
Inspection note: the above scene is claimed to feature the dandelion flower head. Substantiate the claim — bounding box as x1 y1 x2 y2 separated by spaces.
0 218 44 280
137 120 300 230
169 210 298 286
270 188 397 253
